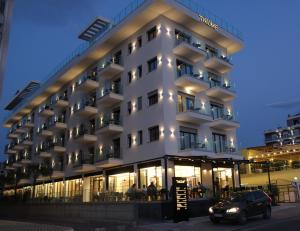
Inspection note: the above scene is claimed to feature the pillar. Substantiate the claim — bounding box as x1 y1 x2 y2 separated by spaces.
82 176 90 202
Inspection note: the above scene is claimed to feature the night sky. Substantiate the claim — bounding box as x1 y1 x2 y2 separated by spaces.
1 0 300 160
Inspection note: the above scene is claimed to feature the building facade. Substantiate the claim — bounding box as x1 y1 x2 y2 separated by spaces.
0 0 13 97
3 0 244 202
264 113 300 147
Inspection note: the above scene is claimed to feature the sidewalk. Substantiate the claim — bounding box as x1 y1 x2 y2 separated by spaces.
0 219 74 231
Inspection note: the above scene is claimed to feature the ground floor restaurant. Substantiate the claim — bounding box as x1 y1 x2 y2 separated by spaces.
3 156 241 202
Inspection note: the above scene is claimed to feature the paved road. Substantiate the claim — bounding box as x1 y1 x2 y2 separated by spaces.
0 219 74 231
1 203 300 231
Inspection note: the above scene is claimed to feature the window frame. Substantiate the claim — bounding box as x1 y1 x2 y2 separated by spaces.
148 125 159 142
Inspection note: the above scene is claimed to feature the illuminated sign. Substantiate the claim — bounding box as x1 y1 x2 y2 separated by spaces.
172 177 189 222
199 15 218 30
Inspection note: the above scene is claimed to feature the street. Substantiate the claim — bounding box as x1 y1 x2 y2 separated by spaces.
1 203 300 231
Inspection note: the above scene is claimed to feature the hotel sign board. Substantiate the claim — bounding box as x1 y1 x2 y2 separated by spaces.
199 15 218 30
172 177 189 222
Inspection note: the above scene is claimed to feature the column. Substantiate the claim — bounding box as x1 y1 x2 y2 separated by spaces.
82 176 90 202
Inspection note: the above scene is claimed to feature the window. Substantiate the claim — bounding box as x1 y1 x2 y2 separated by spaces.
148 57 157 72
148 125 159 142
137 36 142 48
179 127 197 150
128 43 133 54
127 101 132 115
138 65 142 78
212 133 227 153
128 134 132 148
138 130 143 145
148 90 158 106
128 71 132 84
147 26 157 41
137 96 142 111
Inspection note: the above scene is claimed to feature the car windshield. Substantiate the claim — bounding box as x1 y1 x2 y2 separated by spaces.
227 193 245 202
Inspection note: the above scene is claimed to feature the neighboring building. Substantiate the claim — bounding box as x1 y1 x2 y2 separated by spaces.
3 0 244 202
0 0 13 97
264 113 300 147
241 113 300 187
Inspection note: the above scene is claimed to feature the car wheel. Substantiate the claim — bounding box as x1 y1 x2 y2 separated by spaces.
210 216 220 224
263 207 271 219
237 211 247 225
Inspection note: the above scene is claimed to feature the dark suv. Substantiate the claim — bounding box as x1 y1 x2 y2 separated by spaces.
209 190 272 224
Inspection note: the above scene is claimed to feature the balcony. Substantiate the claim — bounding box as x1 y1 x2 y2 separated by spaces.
20 153 33 164
98 58 124 80
73 153 96 173
52 162 65 178
5 144 17 154
76 76 99 92
175 72 209 93
15 125 27 134
14 139 25 150
49 117 67 131
53 96 69 108
204 54 233 74
39 151 52 158
176 108 213 124
206 82 236 102
50 140 66 154
94 147 122 168
209 114 240 130
96 118 123 135
73 99 97 117
173 39 207 63
38 128 54 138
39 106 55 118
22 119 35 128
97 86 123 108
178 140 212 156
5 160 15 170
7 132 18 139
73 127 97 144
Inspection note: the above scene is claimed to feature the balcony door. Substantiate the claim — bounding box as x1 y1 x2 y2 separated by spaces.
210 102 224 119
180 127 197 150
212 133 227 153
113 138 121 157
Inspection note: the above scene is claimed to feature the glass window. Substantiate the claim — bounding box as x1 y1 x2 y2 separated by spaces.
175 165 201 188
213 167 233 197
148 90 158 106
138 130 143 145
127 101 132 115
90 175 104 200
147 57 157 72
138 65 142 78
128 43 133 54
128 134 132 148
140 166 162 189
212 133 227 153
180 130 197 150
148 125 159 142
137 96 142 111
128 71 132 84
137 36 142 48
147 26 157 41
108 172 135 193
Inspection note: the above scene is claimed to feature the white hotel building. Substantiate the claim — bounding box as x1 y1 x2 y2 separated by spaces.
3 0 244 201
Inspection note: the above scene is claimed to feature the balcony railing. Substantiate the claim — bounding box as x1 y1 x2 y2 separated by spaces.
178 140 212 152
99 84 122 98
178 105 211 117
175 37 207 53
209 80 235 92
73 97 96 113
76 74 97 88
211 113 237 122
96 117 121 130
94 147 121 162
73 153 94 168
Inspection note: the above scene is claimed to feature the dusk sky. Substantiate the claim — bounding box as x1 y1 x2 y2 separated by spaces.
1 0 300 160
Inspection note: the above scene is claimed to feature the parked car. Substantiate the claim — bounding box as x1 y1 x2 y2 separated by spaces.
208 190 272 224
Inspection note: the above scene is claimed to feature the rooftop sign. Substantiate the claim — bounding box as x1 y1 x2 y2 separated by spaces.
199 15 218 30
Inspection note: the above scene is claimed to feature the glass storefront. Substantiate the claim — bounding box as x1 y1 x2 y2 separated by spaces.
90 175 104 201
108 172 134 193
175 165 201 187
139 166 162 189
213 167 233 197
65 178 83 198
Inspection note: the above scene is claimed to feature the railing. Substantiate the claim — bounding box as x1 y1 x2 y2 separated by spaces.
98 84 122 98
76 74 97 87
207 51 232 65
175 37 206 53
73 97 96 113
3 0 146 123
73 153 94 167
174 0 243 40
96 117 121 130
101 56 123 69
94 147 121 162
211 113 237 122
265 136 280 142
209 79 235 92
73 126 95 138
178 105 211 116
178 140 212 152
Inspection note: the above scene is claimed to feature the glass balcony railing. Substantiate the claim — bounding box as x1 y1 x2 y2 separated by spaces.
178 104 211 117
73 97 96 113
176 64 209 83
94 146 121 162
72 125 95 138
175 36 206 53
96 116 121 130
209 79 235 92
178 139 212 152
73 153 94 168
99 83 122 98
211 112 237 122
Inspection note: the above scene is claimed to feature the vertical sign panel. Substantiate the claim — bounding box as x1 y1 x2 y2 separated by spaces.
172 177 189 222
